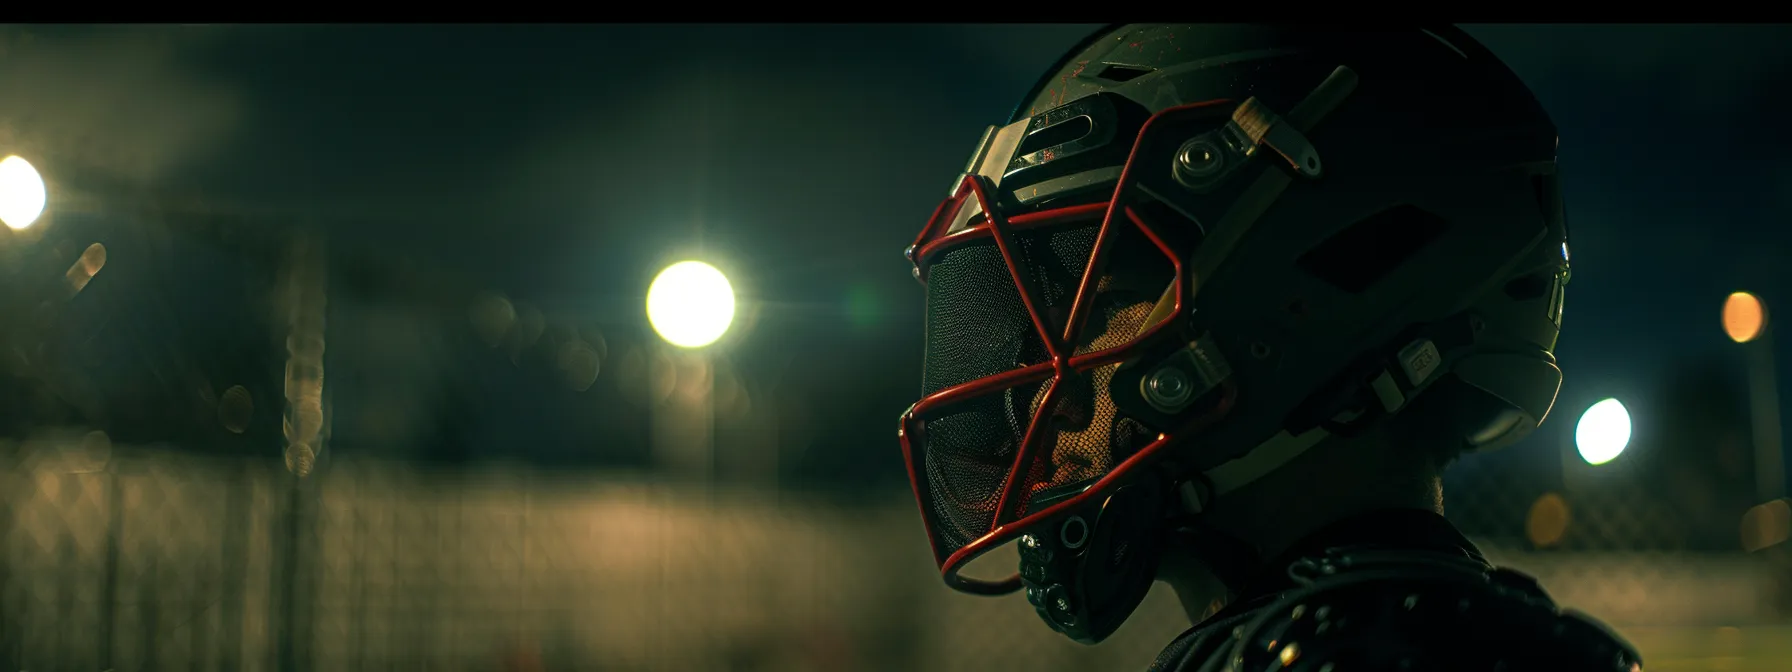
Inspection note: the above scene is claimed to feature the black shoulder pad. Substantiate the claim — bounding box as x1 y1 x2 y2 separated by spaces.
1221 550 1643 671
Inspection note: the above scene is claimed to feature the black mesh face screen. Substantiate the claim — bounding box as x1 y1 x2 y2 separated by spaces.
921 225 1164 556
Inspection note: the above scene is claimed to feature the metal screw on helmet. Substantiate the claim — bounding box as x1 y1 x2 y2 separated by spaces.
1173 138 1226 187
1144 366 1193 409
1043 584 1075 624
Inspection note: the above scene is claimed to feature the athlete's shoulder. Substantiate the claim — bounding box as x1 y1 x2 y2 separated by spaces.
1154 547 1644 672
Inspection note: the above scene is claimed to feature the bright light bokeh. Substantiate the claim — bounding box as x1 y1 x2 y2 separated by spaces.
1723 291 1768 343
1575 398 1632 466
647 261 735 348
0 155 47 230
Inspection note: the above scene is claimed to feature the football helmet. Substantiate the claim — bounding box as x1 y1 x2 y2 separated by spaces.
898 24 1568 643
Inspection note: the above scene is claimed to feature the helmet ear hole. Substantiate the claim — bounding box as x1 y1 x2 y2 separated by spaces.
1060 516 1090 549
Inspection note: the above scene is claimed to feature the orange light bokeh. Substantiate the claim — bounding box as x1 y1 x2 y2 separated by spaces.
1740 498 1792 552
1526 492 1572 548
1723 291 1768 343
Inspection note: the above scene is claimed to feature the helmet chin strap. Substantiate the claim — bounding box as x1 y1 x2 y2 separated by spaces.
1126 64 1367 512
1202 428 1332 501
1180 364 1423 517
1158 429 1332 613
1166 368 1430 600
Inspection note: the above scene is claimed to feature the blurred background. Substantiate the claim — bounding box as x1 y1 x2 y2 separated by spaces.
0 23 1790 671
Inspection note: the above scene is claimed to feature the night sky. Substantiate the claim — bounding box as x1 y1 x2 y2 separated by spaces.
3 24 1790 491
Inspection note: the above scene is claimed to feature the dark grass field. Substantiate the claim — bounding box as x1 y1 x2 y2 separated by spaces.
1622 626 1792 671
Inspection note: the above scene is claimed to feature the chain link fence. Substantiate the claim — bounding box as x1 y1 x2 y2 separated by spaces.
0 433 279 671
1 433 1785 671
1445 443 1772 553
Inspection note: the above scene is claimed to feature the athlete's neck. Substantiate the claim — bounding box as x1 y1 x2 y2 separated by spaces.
1214 428 1441 554
1156 429 1444 623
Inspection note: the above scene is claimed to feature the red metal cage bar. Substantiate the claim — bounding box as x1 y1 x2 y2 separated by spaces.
899 100 1241 594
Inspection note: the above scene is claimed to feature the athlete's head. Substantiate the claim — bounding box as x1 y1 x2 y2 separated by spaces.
897 24 1567 643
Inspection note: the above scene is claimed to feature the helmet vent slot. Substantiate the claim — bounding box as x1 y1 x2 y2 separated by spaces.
1503 272 1555 301
1296 205 1448 294
1094 63 1154 83
1016 115 1095 159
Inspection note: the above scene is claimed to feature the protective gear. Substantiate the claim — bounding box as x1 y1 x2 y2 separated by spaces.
898 24 1571 643
1146 510 1643 672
